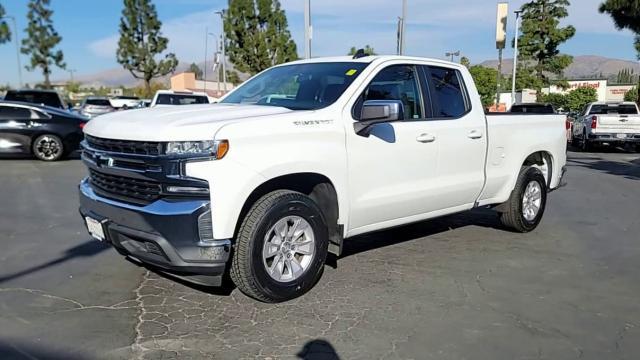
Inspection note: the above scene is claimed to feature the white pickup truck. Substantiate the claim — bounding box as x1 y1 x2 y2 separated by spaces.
79 55 567 302
572 101 640 151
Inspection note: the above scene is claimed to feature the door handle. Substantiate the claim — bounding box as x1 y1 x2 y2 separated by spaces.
468 130 483 139
416 133 436 143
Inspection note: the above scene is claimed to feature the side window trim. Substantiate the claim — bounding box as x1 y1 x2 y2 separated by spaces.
424 65 473 121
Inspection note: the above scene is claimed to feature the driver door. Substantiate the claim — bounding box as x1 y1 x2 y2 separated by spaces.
345 64 441 233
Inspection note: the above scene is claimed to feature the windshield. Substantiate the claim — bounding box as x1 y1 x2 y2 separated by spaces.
589 104 638 115
221 62 369 110
85 99 112 106
156 94 209 105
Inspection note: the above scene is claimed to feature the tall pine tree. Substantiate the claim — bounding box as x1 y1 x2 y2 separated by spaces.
21 0 66 88
600 0 640 104
117 0 178 97
517 0 576 101
224 0 298 75
0 2 11 44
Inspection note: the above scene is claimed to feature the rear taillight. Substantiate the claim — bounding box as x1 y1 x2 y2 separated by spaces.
590 116 597 129
565 117 571 130
79 122 86 129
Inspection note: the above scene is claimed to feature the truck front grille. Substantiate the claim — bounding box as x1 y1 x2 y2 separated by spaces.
89 169 161 205
85 135 163 156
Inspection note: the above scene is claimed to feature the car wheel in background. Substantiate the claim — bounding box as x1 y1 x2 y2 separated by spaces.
499 166 547 233
32 134 65 161
581 130 592 152
230 190 328 303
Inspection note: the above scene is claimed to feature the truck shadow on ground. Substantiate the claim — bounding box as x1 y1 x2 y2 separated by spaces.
340 207 503 259
568 156 640 181
0 240 110 284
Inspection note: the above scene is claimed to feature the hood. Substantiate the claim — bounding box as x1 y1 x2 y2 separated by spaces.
83 103 293 141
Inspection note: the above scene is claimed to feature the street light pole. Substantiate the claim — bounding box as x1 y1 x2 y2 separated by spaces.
2 16 23 88
445 51 460 62
511 10 522 105
304 0 311 59
204 27 208 91
215 10 227 92
401 0 407 55
67 69 76 82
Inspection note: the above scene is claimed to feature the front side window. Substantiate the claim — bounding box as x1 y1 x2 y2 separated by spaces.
428 66 468 118
358 65 423 120
221 62 369 110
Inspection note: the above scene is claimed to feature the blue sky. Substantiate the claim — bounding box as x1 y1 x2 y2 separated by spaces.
0 0 638 87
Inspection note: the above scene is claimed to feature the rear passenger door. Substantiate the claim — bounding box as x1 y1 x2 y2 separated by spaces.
418 65 487 209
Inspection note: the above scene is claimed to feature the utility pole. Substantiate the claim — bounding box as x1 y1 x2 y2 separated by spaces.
215 10 227 92
67 69 76 82
511 10 522 105
495 2 509 108
204 27 208 91
2 16 22 88
397 0 407 55
304 0 311 59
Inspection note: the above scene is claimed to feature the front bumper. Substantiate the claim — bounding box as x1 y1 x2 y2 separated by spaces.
588 133 640 143
79 178 230 285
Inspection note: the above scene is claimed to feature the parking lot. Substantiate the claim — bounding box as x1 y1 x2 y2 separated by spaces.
0 150 639 359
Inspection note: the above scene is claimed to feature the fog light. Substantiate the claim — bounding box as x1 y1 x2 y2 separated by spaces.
198 210 214 243
165 186 210 195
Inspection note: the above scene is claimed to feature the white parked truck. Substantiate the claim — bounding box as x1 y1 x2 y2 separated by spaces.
572 101 640 151
79 55 567 302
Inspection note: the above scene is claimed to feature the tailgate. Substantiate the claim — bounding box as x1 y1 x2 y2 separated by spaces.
596 115 640 133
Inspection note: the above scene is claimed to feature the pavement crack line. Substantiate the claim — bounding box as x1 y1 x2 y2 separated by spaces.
132 270 152 359
0 288 143 314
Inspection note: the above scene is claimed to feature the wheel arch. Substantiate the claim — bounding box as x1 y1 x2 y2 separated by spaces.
235 172 344 256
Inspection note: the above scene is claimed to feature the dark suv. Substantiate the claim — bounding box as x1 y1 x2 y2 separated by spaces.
4 89 68 110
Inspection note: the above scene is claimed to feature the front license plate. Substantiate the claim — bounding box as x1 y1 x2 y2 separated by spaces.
85 216 105 241
616 133 627 139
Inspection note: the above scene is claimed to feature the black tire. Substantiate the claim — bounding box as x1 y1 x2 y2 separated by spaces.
499 167 547 233
581 130 593 152
32 134 65 161
230 190 329 302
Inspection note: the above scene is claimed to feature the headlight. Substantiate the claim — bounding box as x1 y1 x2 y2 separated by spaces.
165 139 229 159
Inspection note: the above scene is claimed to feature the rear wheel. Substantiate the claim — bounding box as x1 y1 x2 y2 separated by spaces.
230 190 328 302
499 167 547 233
32 134 64 161
581 130 592 152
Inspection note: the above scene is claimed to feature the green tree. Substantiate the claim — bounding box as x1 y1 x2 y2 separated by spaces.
543 92 568 110
226 70 242 86
460 56 471 68
469 65 499 107
188 63 203 80
624 87 638 103
564 87 597 112
348 45 377 56
117 0 178 97
224 0 298 75
599 0 640 104
0 2 11 44
21 0 66 89
517 0 576 101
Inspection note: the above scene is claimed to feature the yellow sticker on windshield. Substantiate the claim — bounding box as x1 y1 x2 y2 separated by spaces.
346 69 358 76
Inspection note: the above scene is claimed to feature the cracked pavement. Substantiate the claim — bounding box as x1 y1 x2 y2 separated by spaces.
1 150 640 359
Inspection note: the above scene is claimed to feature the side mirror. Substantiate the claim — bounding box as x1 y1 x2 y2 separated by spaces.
354 100 404 135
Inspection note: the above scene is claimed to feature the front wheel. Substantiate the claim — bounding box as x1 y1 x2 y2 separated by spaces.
32 134 65 161
499 167 548 233
230 190 328 302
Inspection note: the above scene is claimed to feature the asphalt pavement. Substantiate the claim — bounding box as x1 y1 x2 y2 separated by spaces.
0 150 639 359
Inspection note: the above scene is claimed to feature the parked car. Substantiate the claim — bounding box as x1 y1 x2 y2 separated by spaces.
571 101 640 151
510 103 557 114
109 96 140 110
150 90 210 107
0 101 88 161
79 97 116 119
4 89 68 110
79 55 567 302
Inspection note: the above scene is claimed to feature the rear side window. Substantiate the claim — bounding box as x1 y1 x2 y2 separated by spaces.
426 66 469 118
5 91 64 108
0 106 32 119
